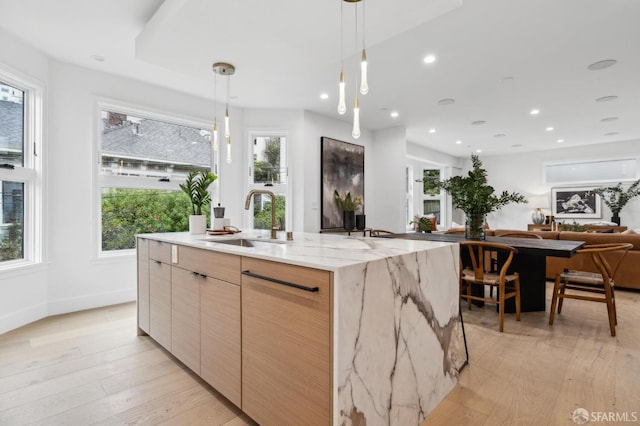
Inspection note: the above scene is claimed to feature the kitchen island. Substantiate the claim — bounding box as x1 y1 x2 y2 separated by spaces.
137 230 461 425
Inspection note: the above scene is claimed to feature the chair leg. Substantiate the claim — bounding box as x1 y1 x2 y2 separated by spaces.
515 276 521 321
467 282 472 310
557 280 566 313
549 275 561 325
498 283 505 332
603 281 616 337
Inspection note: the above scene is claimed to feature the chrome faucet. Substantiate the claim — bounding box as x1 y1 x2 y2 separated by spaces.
244 189 278 239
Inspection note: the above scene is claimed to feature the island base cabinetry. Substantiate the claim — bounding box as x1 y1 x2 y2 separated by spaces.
241 257 332 425
148 240 172 351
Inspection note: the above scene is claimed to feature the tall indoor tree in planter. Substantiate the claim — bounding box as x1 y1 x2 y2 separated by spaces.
179 169 218 234
593 179 640 225
439 154 527 239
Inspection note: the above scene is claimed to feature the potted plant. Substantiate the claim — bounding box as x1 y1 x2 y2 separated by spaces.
410 215 433 233
439 154 527 239
593 179 640 225
179 169 218 234
334 190 362 231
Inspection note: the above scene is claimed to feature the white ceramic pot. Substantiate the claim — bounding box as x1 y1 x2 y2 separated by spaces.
189 214 207 235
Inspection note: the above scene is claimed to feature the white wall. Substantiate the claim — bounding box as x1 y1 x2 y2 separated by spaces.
480 141 640 230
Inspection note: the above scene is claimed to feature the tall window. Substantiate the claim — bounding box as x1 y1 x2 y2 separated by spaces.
422 168 444 225
246 134 289 230
98 104 213 252
0 74 42 267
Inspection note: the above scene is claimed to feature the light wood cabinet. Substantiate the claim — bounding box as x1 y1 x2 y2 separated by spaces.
149 257 171 351
136 238 150 334
201 276 241 407
171 266 201 374
241 257 332 425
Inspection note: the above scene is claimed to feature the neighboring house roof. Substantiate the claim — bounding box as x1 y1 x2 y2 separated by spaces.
0 100 24 153
101 118 211 166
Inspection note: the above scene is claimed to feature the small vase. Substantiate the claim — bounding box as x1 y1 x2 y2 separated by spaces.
356 214 366 230
531 208 545 224
611 213 621 226
343 211 356 231
189 214 207 234
465 213 486 240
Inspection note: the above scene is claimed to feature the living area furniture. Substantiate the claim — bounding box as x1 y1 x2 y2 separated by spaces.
460 241 521 332
383 232 584 312
319 226 372 236
549 243 633 336
528 224 627 232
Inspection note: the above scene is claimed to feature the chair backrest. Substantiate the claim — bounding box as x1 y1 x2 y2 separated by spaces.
459 241 518 281
370 229 394 237
578 243 633 283
445 228 466 235
497 232 542 239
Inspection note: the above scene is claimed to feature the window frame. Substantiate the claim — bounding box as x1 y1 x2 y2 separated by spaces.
0 67 44 270
244 131 291 230
421 166 445 227
94 99 217 257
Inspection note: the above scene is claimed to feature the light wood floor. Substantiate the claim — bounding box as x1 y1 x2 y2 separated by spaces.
0 283 638 425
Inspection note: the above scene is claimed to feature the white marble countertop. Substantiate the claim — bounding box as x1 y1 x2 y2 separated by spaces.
138 230 456 272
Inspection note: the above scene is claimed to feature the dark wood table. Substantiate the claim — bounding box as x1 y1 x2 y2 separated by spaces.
381 233 585 312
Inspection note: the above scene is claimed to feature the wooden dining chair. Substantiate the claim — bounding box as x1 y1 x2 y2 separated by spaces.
497 232 543 240
370 229 394 237
549 243 632 336
459 241 521 332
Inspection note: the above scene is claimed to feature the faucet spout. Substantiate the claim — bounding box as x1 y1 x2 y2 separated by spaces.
244 189 278 239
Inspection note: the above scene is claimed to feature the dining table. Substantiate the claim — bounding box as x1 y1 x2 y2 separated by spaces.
380 232 585 312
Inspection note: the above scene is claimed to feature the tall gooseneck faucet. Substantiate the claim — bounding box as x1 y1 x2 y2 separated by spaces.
244 189 278 239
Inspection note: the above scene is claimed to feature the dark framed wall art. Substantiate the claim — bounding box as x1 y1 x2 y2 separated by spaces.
551 187 601 219
320 137 365 229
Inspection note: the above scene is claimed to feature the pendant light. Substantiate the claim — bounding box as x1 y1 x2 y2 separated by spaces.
212 68 219 151
212 62 235 163
337 1 346 115
359 0 368 95
352 0 361 138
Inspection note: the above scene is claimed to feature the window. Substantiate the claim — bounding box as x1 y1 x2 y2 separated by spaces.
422 168 444 225
98 103 214 252
0 75 42 267
246 134 289 230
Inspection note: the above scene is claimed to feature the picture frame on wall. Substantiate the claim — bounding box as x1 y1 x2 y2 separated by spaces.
320 136 364 229
551 187 601 219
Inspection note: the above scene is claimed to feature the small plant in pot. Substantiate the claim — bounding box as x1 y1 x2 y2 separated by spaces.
438 154 527 239
593 179 640 225
334 190 362 231
179 169 218 234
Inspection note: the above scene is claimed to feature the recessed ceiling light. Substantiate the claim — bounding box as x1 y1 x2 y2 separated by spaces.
604 132 620 136
423 54 436 64
493 133 506 138
601 117 619 122
475 149 482 153
512 144 523 148
545 126 554 131
91 54 105 62
429 128 436 133
437 98 455 106
596 95 618 103
557 139 564 143
320 93 329 100
587 59 617 71
390 111 399 118
500 76 515 84
455 140 462 145
530 109 540 115
471 120 486 125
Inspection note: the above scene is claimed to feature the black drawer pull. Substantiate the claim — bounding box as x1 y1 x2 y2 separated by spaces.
242 270 319 293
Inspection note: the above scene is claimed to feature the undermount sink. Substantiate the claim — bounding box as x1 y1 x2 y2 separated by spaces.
200 238 286 247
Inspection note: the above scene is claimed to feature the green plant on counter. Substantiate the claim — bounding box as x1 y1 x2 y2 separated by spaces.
179 170 218 215
334 190 363 212
410 215 433 233
593 179 640 215
559 221 587 232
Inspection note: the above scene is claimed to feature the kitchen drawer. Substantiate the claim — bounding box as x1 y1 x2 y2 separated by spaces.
176 245 241 284
149 239 172 264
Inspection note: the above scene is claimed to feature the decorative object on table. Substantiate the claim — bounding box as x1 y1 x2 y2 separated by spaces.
356 214 366 230
551 187 601 219
213 203 225 218
321 137 364 229
531 208 545 224
592 179 640 225
528 195 549 225
179 169 218 234
439 154 527 240
410 215 433 233
558 221 587 232
545 215 554 225
334 190 362 231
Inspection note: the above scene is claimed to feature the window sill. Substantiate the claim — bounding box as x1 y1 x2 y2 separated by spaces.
0 261 49 278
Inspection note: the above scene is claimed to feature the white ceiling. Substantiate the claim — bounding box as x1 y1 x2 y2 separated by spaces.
1 0 639 157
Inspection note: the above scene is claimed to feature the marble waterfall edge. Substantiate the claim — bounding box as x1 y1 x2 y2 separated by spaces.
335 244 461 425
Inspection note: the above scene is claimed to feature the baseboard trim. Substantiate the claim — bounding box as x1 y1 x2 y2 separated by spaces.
47 288 137 317
0 302 48 334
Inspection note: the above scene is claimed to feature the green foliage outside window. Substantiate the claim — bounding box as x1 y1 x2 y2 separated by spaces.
0 223 23 261
101 188 210 251
423 169 441 195
253 195 286 231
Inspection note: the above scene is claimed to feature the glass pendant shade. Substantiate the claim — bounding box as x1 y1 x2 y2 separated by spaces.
224 109 230 138
360 49 368 94
213 121 219 151
352 96 361 139
226 137 232 164
338 71 347 115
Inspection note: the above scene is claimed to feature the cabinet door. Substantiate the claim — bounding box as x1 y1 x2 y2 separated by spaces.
201 277 241 408
137 238 150 334
171 267 201 374
149 260 172 351
241 257 332 425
